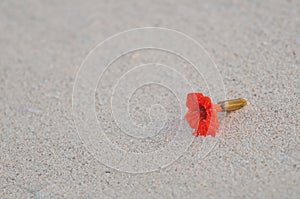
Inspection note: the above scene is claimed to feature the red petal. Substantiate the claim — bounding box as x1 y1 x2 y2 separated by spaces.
185 111 200 129
185 93 220 137
206 110 220 137
199 96 213 109
186 93 203 110
199 120 210 136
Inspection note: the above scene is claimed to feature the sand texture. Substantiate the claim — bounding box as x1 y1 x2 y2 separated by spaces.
0 0 299 198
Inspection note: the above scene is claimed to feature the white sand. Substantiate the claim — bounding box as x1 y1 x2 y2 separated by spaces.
0 0 299 198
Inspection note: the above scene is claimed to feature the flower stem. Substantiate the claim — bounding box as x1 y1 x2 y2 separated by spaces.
217 98 247 112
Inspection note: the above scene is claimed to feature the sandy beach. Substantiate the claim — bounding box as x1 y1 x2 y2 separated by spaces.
0 0 299 198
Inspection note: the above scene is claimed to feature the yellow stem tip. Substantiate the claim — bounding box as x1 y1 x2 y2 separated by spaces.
218 98 247 112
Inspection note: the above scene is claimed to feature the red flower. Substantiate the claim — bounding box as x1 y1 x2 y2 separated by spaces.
185 93 220 137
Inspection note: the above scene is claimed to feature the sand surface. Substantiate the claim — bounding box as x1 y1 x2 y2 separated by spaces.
0 0 299 198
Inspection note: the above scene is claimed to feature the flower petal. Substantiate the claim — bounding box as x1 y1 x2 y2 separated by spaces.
185 110 200 129
206 109 220 137
186 93 203 110
199 96 213 109
185 92 220 137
